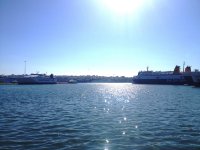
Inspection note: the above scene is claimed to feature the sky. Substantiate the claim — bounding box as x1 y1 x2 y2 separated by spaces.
0 0 200 76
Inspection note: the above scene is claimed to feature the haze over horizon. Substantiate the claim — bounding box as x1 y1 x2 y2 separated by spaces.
0 0 200 77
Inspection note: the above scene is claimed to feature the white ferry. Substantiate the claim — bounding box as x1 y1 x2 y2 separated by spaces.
133 66 185 85
17 74 57 84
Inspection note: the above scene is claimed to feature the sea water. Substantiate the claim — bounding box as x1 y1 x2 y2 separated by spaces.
0 83 200 150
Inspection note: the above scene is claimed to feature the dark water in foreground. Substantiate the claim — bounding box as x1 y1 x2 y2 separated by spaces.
0 83 200 150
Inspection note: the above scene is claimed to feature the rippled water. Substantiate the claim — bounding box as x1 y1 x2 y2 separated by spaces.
0 83 200 150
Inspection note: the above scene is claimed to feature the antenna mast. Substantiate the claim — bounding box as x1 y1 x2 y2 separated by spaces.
183 61 185 72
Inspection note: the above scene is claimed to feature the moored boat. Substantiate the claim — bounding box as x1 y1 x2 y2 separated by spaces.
17 73 57 84
132 66 185 85
68 79 77 84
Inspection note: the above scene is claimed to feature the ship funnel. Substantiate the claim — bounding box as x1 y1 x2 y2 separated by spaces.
185 66 191 73
50 74 54 78
173 65 180 74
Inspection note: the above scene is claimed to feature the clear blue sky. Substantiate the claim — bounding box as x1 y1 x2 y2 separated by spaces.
0 0 200 76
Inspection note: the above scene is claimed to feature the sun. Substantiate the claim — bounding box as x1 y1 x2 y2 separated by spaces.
101 0 147 16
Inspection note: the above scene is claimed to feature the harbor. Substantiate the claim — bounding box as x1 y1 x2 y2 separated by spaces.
1 64 200 86
1 0 200 149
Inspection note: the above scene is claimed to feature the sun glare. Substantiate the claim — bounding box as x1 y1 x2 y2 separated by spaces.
101 0 147 16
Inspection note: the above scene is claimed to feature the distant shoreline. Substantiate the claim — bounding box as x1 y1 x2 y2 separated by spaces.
0 75 133 84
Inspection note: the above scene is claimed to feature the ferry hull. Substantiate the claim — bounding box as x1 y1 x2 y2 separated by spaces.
183 75 194 85
191 72 200 87
193 83 200 87
132 79 185 85
18 82 57 85
17 76 57 85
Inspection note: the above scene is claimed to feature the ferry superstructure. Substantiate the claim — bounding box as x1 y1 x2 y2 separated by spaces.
133 66 185 85
17 74 57 84
182 66 200 86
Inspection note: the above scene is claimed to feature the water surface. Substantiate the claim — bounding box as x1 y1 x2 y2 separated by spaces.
0 83 200 150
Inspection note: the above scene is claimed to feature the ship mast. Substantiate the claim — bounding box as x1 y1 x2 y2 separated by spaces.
183 61 185 72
